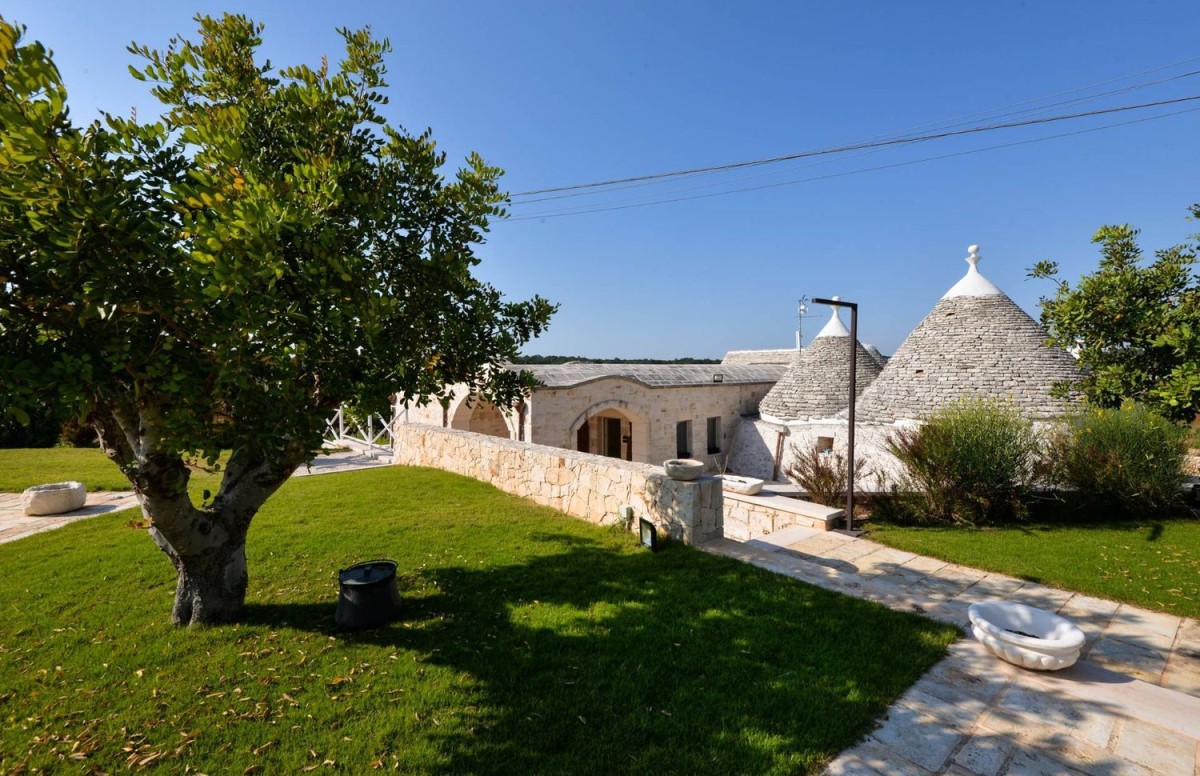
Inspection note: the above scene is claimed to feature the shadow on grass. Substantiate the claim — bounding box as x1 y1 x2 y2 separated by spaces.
246 533 953 775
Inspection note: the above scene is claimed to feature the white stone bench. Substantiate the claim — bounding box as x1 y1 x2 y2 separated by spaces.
723 487 845 533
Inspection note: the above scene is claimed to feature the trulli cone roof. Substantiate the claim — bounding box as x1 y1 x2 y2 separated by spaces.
758 303 883 421
856 246 1082 423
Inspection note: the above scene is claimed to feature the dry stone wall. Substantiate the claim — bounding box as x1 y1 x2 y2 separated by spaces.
393 424 723 544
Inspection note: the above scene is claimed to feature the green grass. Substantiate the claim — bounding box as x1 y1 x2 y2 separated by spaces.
868 516 1200 619
0 467 957 774
0 447 224 497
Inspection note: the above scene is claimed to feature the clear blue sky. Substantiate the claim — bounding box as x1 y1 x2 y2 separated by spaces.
10 1 1200 357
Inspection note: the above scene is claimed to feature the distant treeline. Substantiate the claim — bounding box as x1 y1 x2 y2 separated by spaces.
513 355 721 365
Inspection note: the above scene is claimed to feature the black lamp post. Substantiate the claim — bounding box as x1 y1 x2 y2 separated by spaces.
812 297 858 532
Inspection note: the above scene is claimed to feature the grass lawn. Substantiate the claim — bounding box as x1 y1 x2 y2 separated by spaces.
868 517 1200 619
0 466 957 774
0 447 351 501
0 447 224 497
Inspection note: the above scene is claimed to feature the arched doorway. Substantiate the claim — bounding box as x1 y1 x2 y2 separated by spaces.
568 401 645 462
450 398 512 439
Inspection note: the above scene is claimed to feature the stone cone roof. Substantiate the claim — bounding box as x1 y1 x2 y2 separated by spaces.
856 247 1082 423
758 308 883 421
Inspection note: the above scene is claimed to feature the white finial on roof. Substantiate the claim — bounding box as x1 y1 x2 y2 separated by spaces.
815 296 851 337
942 243 1003 298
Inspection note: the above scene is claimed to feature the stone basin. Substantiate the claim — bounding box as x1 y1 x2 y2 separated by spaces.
968 600 1085 671
718 474 764 495
663 459 705 481
22 481 87 516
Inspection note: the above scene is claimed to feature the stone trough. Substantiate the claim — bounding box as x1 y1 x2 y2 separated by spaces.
718 474 764 495
21 481 87 516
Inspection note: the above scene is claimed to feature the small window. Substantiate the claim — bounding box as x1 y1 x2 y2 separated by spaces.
675 420 692 458
817 436 834 454
706 416 722 454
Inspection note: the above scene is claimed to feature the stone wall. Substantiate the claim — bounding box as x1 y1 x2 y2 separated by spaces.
734 415 1065 493
731 416 907 489
393 423 723 544
400 393 524 439
728 416 786 479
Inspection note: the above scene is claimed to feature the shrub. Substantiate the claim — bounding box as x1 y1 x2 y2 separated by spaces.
783 440 871 506
883 399 1039 525
1045 402 1188 516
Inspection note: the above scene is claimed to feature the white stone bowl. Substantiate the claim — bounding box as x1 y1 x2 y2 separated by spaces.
663 459 705 481
718 474 764 495
967 600 1085 671
22 481 87 516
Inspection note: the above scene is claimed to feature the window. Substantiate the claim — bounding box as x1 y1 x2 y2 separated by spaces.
675 420 692 458
706 416 721 454
817 436 834 454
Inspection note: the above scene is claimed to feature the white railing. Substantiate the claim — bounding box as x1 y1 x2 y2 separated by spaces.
324 405 399 453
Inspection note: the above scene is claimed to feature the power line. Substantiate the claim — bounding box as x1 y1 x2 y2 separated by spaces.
508 93 1200 199
511 64 1200 205
505 105 1200 221
511 66 1200 205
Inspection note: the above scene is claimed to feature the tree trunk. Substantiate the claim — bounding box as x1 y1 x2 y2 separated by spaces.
151 524 249 626
90 403 306 626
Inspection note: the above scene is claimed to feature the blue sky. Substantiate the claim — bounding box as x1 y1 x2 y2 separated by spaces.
10 1 1200 357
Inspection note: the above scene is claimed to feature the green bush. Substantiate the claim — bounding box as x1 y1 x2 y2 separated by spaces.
1045 402 1188 516
883 399 1040 525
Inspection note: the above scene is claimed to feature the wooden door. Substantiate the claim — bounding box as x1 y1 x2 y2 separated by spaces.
604 417 622 458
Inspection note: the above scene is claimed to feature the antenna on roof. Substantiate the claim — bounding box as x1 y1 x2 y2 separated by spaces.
796 296 809 350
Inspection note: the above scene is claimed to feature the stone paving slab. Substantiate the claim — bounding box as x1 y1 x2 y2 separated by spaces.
0 491 140 544
823 641 1200 776
702 531 1200 775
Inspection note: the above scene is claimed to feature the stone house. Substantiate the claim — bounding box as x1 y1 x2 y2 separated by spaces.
731 246 1082 483
399 362 785 470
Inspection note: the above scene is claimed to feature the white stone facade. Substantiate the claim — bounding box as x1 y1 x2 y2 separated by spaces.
530 379 770 468
397 372 776 472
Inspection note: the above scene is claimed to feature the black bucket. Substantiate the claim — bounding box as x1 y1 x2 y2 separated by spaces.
335 559 401 629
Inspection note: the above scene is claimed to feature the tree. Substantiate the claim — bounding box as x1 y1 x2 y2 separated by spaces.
1029 209 1200 423
0 15 555 625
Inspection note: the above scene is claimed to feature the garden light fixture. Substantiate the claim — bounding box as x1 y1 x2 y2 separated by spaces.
639 517 660 551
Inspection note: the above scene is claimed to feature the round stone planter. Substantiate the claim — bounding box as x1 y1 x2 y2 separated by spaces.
718 474 764 495
22 481 87 516
663 459 705 481
967 600 1085 671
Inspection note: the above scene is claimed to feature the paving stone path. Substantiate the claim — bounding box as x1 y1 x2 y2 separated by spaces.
0 450 390 545
704 527 1200 775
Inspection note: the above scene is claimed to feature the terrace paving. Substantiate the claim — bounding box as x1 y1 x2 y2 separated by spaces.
704 527 1200 775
